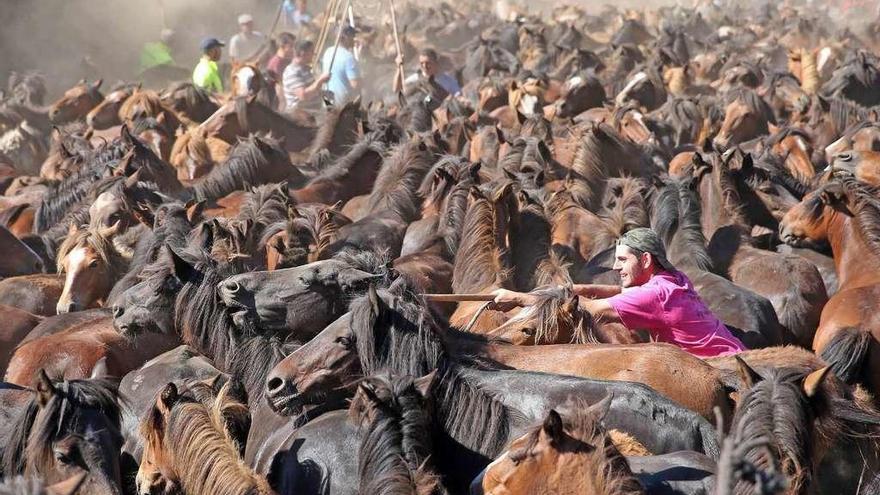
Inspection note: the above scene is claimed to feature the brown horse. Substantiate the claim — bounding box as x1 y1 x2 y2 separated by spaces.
0 224 44 276
306 98 364 160
5 312 178 386
713 88 775 150
780 176 880 398
85 83 140 130
159 81 219 125
169 126 231 181
137 380 273 495
449 184 515 333
262 203 351 270
0 305 43 375
0 274 66 316
198 96 317 153
55 223 128 314
472 398 644 495
49 80 104 124
693 151 828 348
291 134 386 205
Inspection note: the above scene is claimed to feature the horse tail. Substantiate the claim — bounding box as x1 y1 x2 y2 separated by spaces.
820 327 872 386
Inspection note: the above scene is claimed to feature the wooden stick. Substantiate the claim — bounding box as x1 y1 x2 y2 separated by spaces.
313 0 340 66
269 0 285 37
389 0 405 92
322 0 352 106
423 294 496 302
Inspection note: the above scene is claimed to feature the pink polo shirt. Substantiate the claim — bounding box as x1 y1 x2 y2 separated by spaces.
606 270 746 358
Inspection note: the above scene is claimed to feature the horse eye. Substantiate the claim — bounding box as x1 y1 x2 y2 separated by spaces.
521 328 536 337
335 336 353 347
53 445 77 465
88 259 100 268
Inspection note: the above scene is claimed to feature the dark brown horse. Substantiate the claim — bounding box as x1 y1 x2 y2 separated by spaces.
291 134 386 205
198 96 317 153
85 83 140 130
1 369 123 495
307 98 364 160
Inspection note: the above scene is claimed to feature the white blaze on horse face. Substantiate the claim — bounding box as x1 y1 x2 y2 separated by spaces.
825 135 850 161
817 47 833 74
519 93 539 116
565 75 584 92
58 246 88 312
235 67 257 97
615 71 647 105
90 191 116 220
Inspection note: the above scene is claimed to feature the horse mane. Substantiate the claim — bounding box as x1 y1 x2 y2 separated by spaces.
451 187 511 293
763 125 813 148
166 81 212 112
232 96 312 135
157 247 291 399
571 123 650 210
308 98 361 158
508 401 643 495
306 133 385 185
237 183 290 232
834 176 880 255
510 192 552 291
56 224 129 277
597 177 651 245
658 97 703 146
144 381 270 495
724 87 776 126
2 377 120 476
119 90 164 121
535 251 573 287
350 287 517 457
651 178 713 271
509 285 594 344
192 134 288 202
352 373 444 495
731 366 880 494
367 138 434 222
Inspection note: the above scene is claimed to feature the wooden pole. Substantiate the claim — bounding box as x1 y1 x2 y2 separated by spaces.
389 0 405 93
313 0 340 66
322 0 352 106
269 0 285 37
423 294 496 302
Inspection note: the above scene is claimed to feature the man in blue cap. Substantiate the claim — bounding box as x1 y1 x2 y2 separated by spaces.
193 37 225 93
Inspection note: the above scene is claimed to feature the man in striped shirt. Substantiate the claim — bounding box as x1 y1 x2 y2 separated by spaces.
282 40 330 114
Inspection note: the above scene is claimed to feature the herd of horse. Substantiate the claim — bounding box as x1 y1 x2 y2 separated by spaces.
4 0 880 493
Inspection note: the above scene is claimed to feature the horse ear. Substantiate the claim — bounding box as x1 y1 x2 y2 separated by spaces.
91 79 103 92
469 161 482 180
516 109 527 125
537 140 553 163
819 183 849 213
803 366 831 398
155 112 166 126
542 409 564 442
367 284 381 314
587 394 614 422
735 355 762 389
46 472 89 495
502 167 517 180
185 200 205 223
36 369 56 406
90 357 110 379
159 382 179 413
167 246 196 282
67 222 79 238
414 369 439 398
120 124 136 146
123 167 142 189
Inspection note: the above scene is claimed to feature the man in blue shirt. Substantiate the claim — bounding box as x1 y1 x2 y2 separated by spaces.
321 26 360 105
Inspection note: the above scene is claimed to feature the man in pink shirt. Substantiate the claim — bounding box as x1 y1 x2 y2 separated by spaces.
492 228 746 358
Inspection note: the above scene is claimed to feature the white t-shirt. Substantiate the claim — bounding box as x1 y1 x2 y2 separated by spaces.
229 31 268 61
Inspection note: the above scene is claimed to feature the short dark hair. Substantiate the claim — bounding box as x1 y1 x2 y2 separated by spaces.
294 40 314 56
278 32 296 46
420 48 439 62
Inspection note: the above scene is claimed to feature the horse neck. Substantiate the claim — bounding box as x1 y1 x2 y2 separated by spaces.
699 171 749 240
828 213 880 288
452 199 511 293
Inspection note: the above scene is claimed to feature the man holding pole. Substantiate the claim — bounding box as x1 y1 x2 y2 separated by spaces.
321 25 360 104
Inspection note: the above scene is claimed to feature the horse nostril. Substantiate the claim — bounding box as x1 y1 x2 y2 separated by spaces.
267 376 284 394
112 305 124 318
225 281 241 295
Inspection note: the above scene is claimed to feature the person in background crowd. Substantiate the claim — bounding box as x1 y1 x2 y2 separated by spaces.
140 28 176 74
394 47 460 110
192 37 224 93
321 26 360 105
491 228 747 358
266 32 296 84
229 13 268 64
283 39 331 114
283 0 313 30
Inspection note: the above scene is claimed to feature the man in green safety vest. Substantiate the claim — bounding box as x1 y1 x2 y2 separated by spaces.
140 29 176 73
192 37 225 93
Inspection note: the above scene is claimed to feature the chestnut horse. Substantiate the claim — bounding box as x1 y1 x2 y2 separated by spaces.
168 126 231 181
198 96 317 153
780 176 880 398
49 79 104 124
472 398 644 495
55 223 129 314
85 83 140 130
137 380 271 495
0 224 44 277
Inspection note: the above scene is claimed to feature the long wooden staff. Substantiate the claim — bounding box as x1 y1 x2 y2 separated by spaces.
322 0 353 107
313 0 339 66
423 294 496 302
389 0 405 93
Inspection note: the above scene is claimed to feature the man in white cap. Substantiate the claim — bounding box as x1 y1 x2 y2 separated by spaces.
229 13 268 65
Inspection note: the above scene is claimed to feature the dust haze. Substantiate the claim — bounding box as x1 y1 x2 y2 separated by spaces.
0 0 795 98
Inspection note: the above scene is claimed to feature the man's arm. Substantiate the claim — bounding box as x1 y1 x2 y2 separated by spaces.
577 297 621 324
572 284 621 299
